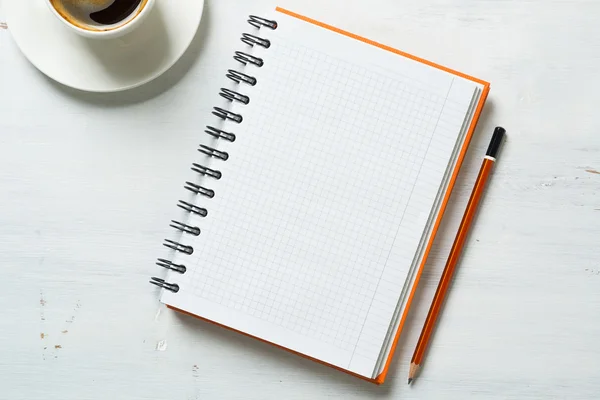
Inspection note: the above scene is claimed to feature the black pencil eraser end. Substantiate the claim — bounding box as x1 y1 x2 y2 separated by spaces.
486 126 506 158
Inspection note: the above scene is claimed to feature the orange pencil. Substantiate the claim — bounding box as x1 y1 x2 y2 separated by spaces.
408 127 506 384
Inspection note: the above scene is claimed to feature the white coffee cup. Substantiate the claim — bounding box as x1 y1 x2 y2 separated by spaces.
45 0 156 39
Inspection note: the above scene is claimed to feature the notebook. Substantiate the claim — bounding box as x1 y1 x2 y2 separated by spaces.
150 7 490 384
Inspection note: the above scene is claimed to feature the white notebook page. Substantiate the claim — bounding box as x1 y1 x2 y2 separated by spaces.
161 10 479 377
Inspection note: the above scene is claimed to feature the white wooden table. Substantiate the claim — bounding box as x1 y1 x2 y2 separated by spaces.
1 1 599 399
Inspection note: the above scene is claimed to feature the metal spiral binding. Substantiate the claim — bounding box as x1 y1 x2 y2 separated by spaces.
163 239 193 255
205 126 236 142
234 51 264 67
241 33 271 48
151 14 278 293
150 277 179 293
226 70 257 86
156 258 186 273
212 107 243 123
170 220 201 236
220 88 250 105
192 163 222 179
177 200 207 217
184 181 215 198
198 144 229 161
248 15 278 29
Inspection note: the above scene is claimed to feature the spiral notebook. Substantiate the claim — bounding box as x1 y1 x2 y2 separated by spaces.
150 7 490 383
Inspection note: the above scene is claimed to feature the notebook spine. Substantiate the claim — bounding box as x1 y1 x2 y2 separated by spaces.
150 15 278 293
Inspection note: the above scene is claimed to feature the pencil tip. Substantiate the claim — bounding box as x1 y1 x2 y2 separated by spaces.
408 362 419 384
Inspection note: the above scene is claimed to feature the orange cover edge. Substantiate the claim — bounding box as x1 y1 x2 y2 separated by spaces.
274 7 490 86
167 305 379 384
375 84 490 384
168 7 491 385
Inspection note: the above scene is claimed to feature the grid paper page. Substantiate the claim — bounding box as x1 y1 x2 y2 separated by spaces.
162 11 479 376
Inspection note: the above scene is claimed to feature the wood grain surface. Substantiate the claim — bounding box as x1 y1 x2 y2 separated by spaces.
1 0 599 399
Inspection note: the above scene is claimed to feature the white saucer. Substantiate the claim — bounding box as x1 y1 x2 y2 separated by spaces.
5 0 204 92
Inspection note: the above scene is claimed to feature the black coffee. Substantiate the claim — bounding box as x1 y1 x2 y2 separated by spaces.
49 0 149 30
90 0 143 25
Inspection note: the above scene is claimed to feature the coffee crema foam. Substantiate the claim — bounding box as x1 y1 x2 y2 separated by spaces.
49 0 149 32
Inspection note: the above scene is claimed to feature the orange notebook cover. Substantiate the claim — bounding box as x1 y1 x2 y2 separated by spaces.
154 6 490 385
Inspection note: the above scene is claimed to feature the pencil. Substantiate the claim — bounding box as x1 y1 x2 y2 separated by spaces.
408 126 506 385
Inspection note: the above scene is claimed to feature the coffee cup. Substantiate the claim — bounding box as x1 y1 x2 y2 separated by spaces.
45 0 155 39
